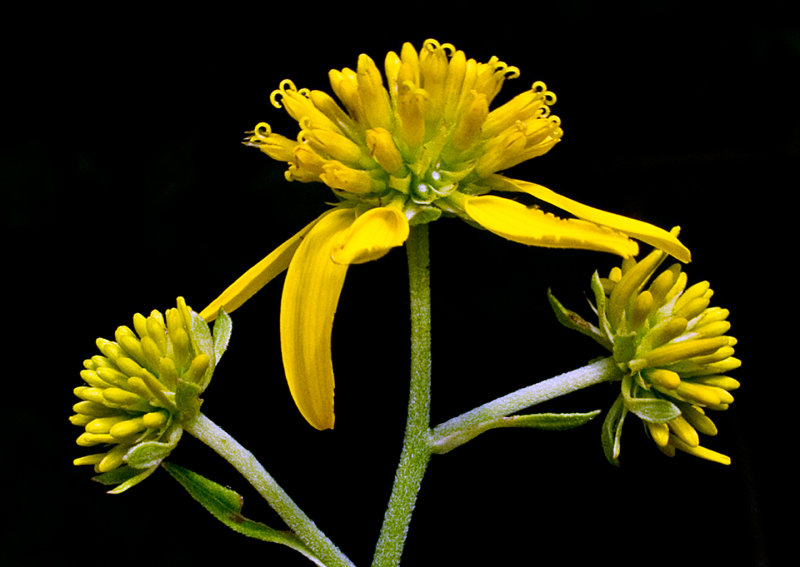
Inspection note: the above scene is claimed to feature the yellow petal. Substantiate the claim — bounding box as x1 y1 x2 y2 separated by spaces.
464 195 639 257
331 206 410 265
498 177 691 263
281 208 355 430
199 212 331 322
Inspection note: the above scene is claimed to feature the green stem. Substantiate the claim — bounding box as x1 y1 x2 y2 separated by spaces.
431 356 622 453
371 224 433 567
185 413 355 567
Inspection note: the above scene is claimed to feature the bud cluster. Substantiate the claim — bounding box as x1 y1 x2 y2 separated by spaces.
71 297 222 492
550 244 740 464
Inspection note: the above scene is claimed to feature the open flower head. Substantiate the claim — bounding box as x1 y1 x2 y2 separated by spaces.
71 298 230 493
202 39 690 430
549 239 740 465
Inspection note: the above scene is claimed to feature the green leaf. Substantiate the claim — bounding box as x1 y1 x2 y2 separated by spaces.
190 312 216 391
498 411 602 431
431 411 601 454
163 463 325 566
623 396 681 423
547 288 611 350
601 395 627 466
590 270 614 340
612 332 638 365
125 439 178 469
93 464 158 494
176 379 203 422
212 308 233 363
621 374 681 423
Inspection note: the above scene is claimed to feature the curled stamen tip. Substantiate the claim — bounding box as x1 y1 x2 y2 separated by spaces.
249 122 273 141
270 79 299 108
269 90 284 108
423 38 442 51
504 65 521 79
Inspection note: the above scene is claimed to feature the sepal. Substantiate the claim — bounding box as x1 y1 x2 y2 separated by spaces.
547 288 610 350
190 312 216 391
124 424 182 469
212 308 233 363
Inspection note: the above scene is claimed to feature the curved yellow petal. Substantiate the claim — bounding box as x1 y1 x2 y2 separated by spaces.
199 212 332 322
465 195 639 257
331 206 410 265
497 176 691 263
281 207 356 430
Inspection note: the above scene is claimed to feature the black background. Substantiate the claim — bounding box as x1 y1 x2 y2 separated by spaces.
3 1 797 565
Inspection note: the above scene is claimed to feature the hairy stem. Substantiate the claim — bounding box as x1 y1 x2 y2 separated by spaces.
186 413 355 567
371 224 433 567
431 356 622 453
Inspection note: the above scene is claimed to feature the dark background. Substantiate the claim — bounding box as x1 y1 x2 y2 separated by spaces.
3 1 796 565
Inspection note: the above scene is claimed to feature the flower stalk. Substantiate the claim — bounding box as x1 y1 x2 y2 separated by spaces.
431 357 622 453
372 224 434 567
184 413 355 567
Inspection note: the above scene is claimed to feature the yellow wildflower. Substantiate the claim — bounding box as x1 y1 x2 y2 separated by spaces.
71 298 230 492
202 39 690 430
550 238 739 464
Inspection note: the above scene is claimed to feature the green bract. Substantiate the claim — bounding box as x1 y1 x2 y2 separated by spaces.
71 298 231 493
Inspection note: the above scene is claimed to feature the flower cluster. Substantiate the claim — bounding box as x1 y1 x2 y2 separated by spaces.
244 38 690 262
71 298 227 492
201 39 690 431
550 242 740 464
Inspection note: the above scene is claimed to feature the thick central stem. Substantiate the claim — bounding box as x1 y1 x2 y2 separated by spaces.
371 223 433 567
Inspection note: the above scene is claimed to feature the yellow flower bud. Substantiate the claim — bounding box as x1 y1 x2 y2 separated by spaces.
71 298 225 492
553 249 740 465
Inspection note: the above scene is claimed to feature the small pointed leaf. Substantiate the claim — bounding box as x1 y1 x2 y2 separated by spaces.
432 410 601 454
502 410 602 430
163 463 325 566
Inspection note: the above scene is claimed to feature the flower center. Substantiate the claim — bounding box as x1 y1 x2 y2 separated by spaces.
246 39 563 222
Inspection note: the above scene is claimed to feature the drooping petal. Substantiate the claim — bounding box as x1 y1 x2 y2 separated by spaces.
497 176 691 263
331 206 410 265
199 212 332 322
465 195 639 258
281 208 355 430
